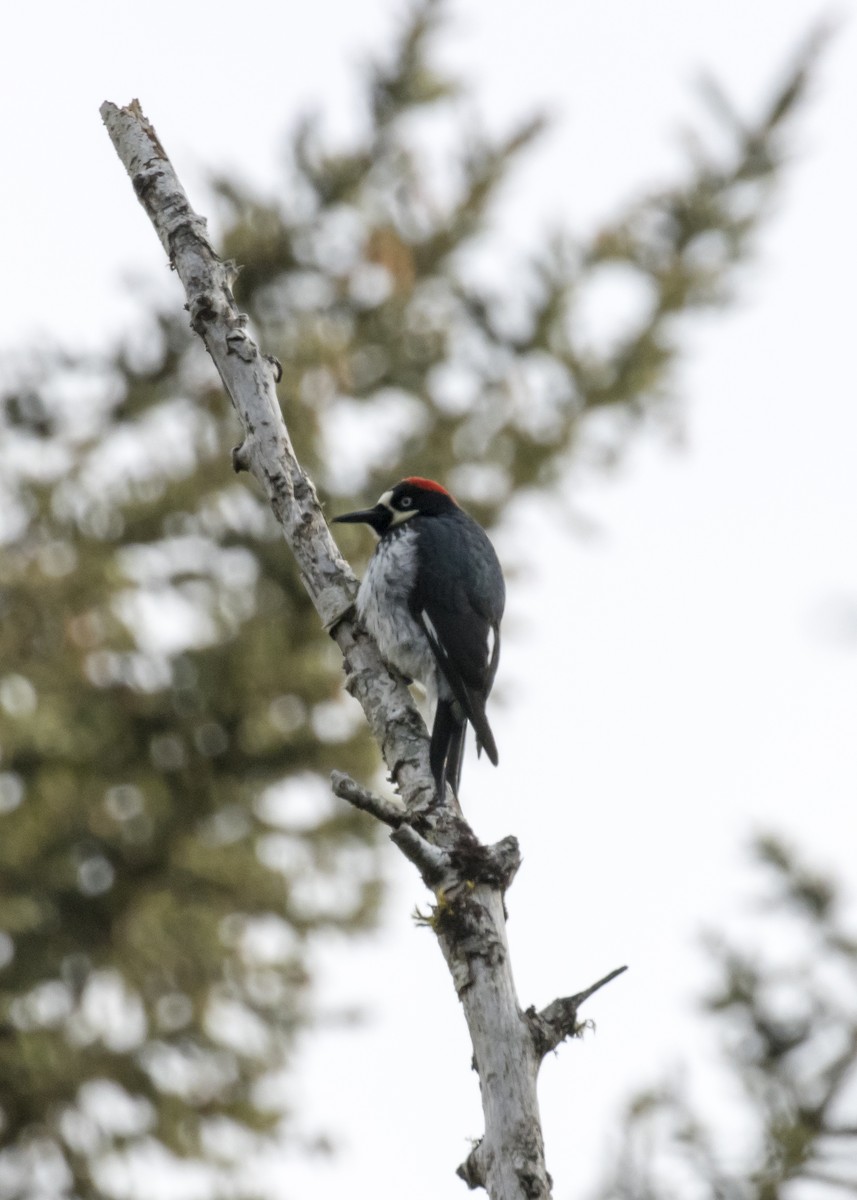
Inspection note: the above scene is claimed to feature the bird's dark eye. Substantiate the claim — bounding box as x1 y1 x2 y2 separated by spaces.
399 496 413 508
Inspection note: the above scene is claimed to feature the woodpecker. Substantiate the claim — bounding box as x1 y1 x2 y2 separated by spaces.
333 477 505 800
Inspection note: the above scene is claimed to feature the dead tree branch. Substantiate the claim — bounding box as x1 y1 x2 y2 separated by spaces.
101 99 625 1200
528 966 629 1059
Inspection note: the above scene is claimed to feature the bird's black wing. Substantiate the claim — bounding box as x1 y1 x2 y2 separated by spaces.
409 513 504 763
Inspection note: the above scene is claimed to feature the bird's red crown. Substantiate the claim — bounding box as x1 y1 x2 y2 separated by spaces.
402 476 453 498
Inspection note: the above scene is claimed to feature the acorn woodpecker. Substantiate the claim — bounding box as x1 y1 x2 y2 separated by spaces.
333 477 505 800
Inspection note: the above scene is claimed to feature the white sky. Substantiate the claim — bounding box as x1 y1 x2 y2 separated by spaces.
4 1 857 1198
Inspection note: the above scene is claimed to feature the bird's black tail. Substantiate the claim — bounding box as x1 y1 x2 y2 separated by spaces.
472 711 498 767
465 689 498 768
430 698 467 800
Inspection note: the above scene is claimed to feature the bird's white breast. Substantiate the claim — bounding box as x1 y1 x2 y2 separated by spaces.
356 529 440 697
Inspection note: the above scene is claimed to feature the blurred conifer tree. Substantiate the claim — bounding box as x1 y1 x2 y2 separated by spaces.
596 838 857 1200
0 1 822 1195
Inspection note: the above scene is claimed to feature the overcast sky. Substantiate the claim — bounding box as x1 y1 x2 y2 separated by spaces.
4 1 857 1198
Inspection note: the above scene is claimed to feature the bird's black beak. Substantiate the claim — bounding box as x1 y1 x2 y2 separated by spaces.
332 504 391 534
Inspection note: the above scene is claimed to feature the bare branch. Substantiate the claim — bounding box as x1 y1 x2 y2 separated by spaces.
331 771 406 827
101 100 621 1200
458 1140 490 1191
100 98 436 815
529 966 629 1059
391 824 453 887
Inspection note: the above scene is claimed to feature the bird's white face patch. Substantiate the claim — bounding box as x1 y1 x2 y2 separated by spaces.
378 488 420 527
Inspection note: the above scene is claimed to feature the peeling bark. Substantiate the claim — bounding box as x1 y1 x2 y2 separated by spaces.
101 99 626 1199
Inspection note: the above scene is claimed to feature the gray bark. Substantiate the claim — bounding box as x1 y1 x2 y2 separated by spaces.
101 99 625 1199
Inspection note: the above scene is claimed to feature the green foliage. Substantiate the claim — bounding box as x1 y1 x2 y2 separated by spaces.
597 838 857 1200
0 2 818 1196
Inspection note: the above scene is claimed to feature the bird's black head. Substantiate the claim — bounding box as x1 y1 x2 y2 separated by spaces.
333 477 457 535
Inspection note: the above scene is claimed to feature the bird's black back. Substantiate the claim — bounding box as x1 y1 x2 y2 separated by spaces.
409 508 504 706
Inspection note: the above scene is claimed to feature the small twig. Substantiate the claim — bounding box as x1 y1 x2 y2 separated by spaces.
569 964 628 1008
444 833 522 892
458 1140 487 1190
529 966 628 1059
483 836 522 889
391 824 453 888
331 771 406 827
231 442 252 473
